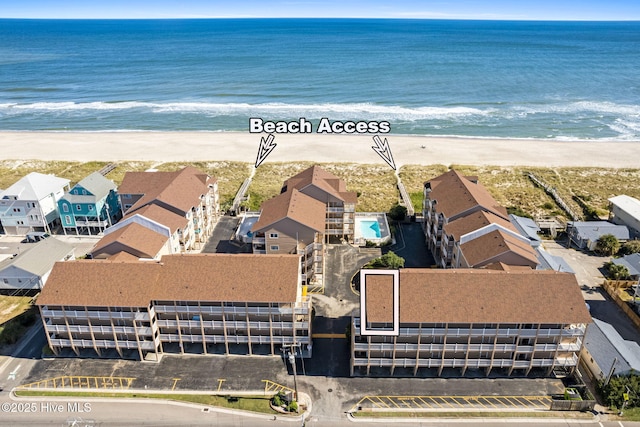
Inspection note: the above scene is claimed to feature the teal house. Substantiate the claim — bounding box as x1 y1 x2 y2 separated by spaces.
58 172 121 235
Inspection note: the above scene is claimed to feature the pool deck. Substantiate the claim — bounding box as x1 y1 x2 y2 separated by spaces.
235 212 260 243
354 213 391 245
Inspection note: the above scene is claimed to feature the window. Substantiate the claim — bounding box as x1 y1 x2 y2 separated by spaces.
123 194 131 199
76 205 82 211
65 215 72 224
82 189 87 195
88 205 94 211
13 208 20 213
270 245 279 251
124 204 132 210
62 204 69 212
269 233 279 239
2 279 7 284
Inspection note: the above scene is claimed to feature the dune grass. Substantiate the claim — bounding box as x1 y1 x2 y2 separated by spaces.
0 160 637 220
0 160 154 189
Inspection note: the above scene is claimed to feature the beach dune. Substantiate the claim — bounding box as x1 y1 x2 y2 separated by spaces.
0 132 637 168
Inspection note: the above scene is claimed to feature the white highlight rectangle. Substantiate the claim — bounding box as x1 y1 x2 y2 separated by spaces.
359 269 399 336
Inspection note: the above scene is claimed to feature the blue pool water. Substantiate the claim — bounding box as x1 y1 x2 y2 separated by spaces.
360 220 382 239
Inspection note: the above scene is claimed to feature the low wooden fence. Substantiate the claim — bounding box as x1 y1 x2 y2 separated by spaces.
550 399 596 411
602 281 640 332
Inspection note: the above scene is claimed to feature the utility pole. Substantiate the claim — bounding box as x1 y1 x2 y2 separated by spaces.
283 343 301 413
288 348 299 406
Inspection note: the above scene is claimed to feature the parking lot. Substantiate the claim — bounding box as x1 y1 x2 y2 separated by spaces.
8 220 583 421
0 233 100 260
351 394 553 412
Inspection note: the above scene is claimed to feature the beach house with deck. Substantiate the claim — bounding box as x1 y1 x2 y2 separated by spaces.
0 172 70 235
58 172 121 235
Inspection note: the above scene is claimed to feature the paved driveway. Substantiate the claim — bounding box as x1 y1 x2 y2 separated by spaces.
384 222 435 267
542 240 640 344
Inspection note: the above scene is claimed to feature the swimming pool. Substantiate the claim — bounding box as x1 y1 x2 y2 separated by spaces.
360 220 382 239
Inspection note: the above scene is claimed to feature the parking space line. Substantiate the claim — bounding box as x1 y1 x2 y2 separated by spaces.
374 396 391 408
350 394 555 413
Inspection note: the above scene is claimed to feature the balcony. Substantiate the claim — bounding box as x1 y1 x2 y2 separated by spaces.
555 354 579 366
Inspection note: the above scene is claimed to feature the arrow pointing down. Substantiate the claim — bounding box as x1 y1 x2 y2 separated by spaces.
255 134 277 168
371 135 396 170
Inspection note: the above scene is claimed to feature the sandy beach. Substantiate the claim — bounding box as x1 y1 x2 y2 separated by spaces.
0 131 638 167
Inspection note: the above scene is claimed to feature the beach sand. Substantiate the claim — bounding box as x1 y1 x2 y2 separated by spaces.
0 131 637 167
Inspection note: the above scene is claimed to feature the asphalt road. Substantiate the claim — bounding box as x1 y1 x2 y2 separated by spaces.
2 397 640 427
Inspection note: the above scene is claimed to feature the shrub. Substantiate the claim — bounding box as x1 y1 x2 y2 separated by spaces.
596 234 621 256
272 393 284 407
287 401 298 413
388 204 407 221
620 240 640 255
605 262 630 280
367 251 405 269
598 374 640 409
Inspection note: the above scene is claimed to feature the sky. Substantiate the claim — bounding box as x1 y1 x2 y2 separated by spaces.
2 0 640 21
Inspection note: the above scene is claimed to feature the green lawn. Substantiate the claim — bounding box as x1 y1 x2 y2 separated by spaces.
16 390 278 414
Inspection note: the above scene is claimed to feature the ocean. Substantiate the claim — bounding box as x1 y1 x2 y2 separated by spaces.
1 18 639 140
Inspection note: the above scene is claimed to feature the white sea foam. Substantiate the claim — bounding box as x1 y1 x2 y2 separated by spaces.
512 101 640 116
0 101 492 120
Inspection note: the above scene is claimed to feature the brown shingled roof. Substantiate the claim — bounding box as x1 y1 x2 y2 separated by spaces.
120 167 213 215
283 165 357 204
394 269 591 324
123 204 187 234
459 229 539 267
252 189 326 233
443 211 517 241
37 254 301 308
426 170 507 220
90 222 168 259
364 274 394 323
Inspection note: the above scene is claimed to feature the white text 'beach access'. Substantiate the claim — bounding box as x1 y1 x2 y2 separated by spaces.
249 117 390 134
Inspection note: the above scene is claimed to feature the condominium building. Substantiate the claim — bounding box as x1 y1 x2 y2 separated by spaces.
423 170 538 268
251 189 326 285
90 166 219 259
38 254 311 361
280 166 357 242
351 269 590 377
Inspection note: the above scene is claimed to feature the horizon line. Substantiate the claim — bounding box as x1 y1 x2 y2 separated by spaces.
1 16 640 22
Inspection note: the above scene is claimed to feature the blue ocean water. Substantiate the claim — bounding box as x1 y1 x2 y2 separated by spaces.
1 18 639 139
